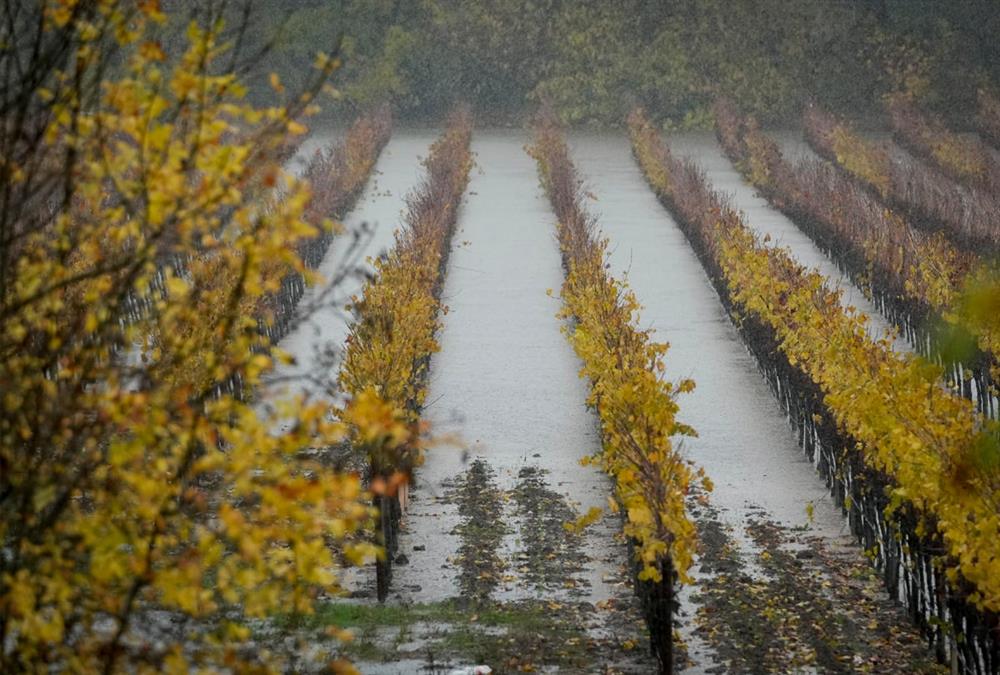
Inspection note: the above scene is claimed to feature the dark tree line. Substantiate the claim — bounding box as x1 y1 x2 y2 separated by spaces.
241 0 1000 126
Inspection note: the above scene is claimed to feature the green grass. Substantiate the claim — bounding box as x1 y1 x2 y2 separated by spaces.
276 599 592 667
299 598 569 631
309 600 463 629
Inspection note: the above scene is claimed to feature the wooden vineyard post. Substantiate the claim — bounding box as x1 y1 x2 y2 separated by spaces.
628 533 675 673
375 488 397 603
640 557 675 674
382 483 407 602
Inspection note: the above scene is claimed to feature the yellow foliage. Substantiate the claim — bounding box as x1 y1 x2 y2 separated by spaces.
0 5 385 672
529 115 704 585
339 109 473 478
829 126 892 198
629 107 1000 613
717 227 1000 610
887 92 990 188
741 104 999 389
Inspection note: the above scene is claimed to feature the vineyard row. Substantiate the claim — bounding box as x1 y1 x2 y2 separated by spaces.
629 107 999 673
338 107 474 601
887 94 1000 196
529 111 706 671
803 103 1000 259
714 99 999 419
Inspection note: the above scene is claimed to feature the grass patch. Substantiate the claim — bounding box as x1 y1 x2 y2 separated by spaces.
315 601 462 628
277 599 597 669
305 599 563 631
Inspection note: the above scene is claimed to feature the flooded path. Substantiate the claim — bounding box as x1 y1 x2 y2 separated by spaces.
271 131 936 673
771 129 820 163
670 132 910 353
571 132 846 559
396 130 617 603
345 132 654 672
289 129 346 175
569 133 936 673
286 130 340 177
261 132 436 406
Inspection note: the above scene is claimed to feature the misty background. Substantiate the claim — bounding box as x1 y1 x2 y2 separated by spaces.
196 0 1000 127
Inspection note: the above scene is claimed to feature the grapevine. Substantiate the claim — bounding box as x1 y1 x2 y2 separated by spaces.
803 103 1000 257
630 107 1000 665
887 93 1000 195
529 110 705 671
338 107 474 601
715 99 999 417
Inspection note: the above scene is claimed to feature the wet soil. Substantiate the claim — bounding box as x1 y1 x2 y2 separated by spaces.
284 595 652 674
688 496 943 674
450 459 510 603
330 456 655 673
510 465 590 596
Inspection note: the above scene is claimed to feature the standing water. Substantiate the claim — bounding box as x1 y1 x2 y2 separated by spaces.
571 131 846 550
397 131 626 604
569 133 936 673
669 132 911 353
260 132 437 408
286 130 343 177
357 131 656 673
771 130 821 163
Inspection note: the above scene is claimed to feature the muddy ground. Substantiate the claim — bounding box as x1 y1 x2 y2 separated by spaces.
264 468 940 674
276 457 656 674
683 494 942 674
